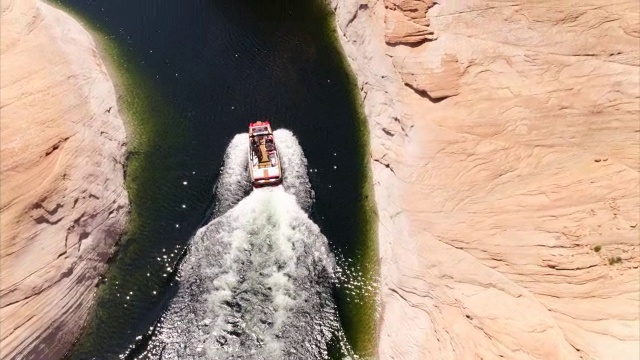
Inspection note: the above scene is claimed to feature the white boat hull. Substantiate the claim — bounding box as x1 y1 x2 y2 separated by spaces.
248 121 282 187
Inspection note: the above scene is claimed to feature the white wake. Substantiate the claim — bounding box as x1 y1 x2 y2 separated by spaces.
140 129 355 360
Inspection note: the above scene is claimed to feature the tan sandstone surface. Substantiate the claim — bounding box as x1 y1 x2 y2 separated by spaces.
330 0 639 359
1 0 128 358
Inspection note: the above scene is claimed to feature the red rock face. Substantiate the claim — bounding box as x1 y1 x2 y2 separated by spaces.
383 0 435 44
331 0 639 358
0 1 128 359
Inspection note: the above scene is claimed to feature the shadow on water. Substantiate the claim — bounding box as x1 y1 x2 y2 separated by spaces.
56 0 377 358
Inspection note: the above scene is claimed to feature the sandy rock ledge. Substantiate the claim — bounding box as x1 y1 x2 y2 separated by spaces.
1 1 128 359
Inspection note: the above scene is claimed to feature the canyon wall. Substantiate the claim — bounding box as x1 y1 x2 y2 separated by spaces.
0 1 128 358
330 0 639 359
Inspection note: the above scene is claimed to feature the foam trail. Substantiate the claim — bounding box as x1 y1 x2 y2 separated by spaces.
143 190 340 359
274 129 314 212
214 130 312 215
140 130 356 360
212 134 252 216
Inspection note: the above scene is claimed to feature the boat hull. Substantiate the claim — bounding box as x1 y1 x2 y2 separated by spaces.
248 121 282 187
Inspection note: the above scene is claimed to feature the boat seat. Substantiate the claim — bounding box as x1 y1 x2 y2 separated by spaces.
258 144 270 167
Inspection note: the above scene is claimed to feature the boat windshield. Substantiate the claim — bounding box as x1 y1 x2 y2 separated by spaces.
251 126 269 135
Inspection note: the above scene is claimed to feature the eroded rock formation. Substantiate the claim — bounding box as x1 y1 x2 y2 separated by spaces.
0 1 128 358
331 0 639 358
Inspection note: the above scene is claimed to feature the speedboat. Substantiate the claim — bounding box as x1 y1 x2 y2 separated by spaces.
248 120 282 187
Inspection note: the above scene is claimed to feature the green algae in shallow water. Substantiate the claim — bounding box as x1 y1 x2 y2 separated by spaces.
320 5 380 358
54 0 379 358
51 3 213 359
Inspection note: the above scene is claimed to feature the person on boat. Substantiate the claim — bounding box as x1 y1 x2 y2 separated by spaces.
265 137 275 151
251 137 260 158
255 137 267 162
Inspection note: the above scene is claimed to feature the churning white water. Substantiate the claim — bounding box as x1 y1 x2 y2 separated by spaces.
140 130 354 359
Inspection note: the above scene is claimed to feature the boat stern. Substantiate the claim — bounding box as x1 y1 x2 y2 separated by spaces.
250 165 282 187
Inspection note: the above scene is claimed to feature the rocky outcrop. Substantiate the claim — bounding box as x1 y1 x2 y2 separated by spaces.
0 1 128 359
331 0 639 359
383 0 435 45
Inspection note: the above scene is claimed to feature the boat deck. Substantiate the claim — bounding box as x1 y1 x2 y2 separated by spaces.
248 121 282 186
258 143 270 168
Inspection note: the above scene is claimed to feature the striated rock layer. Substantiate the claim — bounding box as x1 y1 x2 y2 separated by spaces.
0 0 128 359
330 0 639 359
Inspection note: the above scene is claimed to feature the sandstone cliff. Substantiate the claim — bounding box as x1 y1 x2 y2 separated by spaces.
330 0 639 359
0 1 128 358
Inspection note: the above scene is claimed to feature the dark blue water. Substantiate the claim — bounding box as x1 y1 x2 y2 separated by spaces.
56 0 376 358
